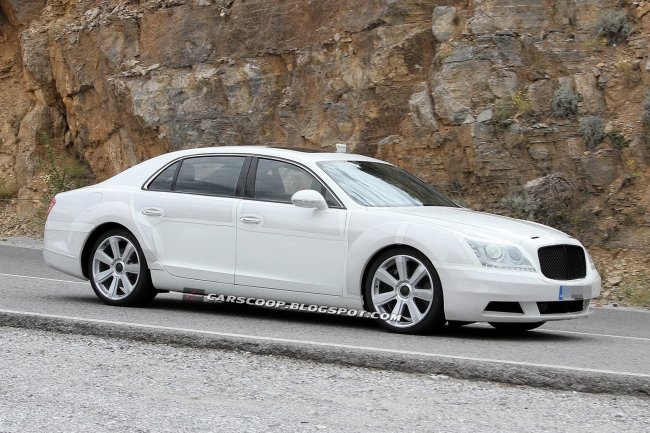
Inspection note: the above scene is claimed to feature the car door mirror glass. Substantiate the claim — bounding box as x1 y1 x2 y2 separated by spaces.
291 190 328 210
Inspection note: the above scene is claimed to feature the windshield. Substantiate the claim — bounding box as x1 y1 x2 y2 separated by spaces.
317 161 458 207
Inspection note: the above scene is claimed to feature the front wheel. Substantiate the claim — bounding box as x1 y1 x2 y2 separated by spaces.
365 248 445 334
489 322 545 332
88 229 157 307
447 321 474 328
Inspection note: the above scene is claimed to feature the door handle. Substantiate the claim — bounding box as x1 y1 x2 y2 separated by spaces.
240 216 262 224
142 208 164 217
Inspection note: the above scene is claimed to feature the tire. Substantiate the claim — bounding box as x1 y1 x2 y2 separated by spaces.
87 229 157 307
364 247 445 334
489 322 545 332
447 321 474 328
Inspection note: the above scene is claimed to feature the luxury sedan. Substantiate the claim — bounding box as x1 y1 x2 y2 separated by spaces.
44 146 601 333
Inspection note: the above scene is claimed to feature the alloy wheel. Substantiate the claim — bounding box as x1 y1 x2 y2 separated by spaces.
370 254 435 328
91 235 141 301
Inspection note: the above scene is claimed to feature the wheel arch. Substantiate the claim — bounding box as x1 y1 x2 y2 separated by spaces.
80 222 134 279
359 243 424 309
348 220 471 309
359 243 448 332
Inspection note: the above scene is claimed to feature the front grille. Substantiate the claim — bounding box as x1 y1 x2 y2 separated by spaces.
538 245 586 280
537 300 586 315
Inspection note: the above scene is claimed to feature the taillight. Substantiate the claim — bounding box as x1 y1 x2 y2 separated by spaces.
46 196 56 217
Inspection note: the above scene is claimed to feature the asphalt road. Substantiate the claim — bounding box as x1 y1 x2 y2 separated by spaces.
1 241 649 396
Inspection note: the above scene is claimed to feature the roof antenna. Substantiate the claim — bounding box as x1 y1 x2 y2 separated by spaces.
336 143 347 153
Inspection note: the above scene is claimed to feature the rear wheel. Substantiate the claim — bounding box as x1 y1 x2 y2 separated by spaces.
489 322 545 332
88 229 157 306
365 247 445 334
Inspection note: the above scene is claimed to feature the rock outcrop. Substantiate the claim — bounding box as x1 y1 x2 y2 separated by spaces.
0 0 649 252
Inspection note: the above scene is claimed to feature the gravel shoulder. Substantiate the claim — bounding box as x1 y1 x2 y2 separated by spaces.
0 236 43 250
0 326 648 433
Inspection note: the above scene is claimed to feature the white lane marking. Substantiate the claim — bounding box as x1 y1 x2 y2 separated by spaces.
542 328 650 342
0 272 87 285
1 309 649 379
471 323 650 342
1 272 649 342
600 306 650 314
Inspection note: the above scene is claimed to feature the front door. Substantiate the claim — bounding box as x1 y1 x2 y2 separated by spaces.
235 157 347 295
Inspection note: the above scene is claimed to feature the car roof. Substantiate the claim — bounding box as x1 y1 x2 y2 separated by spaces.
157 145 382 163
99 145 384 187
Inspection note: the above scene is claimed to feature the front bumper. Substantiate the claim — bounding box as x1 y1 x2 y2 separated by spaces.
437 265 601 323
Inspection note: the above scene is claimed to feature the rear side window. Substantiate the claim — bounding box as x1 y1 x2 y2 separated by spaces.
148 161 179 192
174 156 245 197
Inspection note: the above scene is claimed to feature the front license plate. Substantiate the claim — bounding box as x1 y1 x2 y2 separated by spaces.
559 285 588 300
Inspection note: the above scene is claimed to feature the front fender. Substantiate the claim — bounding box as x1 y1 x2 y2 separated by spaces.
345 219 474 300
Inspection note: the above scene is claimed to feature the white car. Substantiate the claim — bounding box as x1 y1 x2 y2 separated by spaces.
44 146 601 333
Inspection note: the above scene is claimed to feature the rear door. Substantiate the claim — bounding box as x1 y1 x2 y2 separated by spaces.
235 157 347 295
133 155 248 283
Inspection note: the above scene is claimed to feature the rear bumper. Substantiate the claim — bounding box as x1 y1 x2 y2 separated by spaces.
43 249 85 280
43 221 90 280
438 265 601 323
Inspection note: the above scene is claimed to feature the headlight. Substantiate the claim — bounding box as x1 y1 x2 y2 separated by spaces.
466 240 536 272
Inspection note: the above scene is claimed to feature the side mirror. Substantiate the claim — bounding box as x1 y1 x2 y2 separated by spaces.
291 189 328 210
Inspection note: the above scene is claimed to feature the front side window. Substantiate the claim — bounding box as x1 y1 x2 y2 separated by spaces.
318 161 457 207
174 156 245 197
254 159 334 205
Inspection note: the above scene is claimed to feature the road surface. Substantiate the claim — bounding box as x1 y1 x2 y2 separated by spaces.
0 241 649 396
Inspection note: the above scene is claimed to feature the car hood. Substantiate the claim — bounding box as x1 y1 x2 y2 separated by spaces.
368 206 571 245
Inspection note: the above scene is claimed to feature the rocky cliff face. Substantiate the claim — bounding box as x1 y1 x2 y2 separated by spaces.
1 0 649 254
